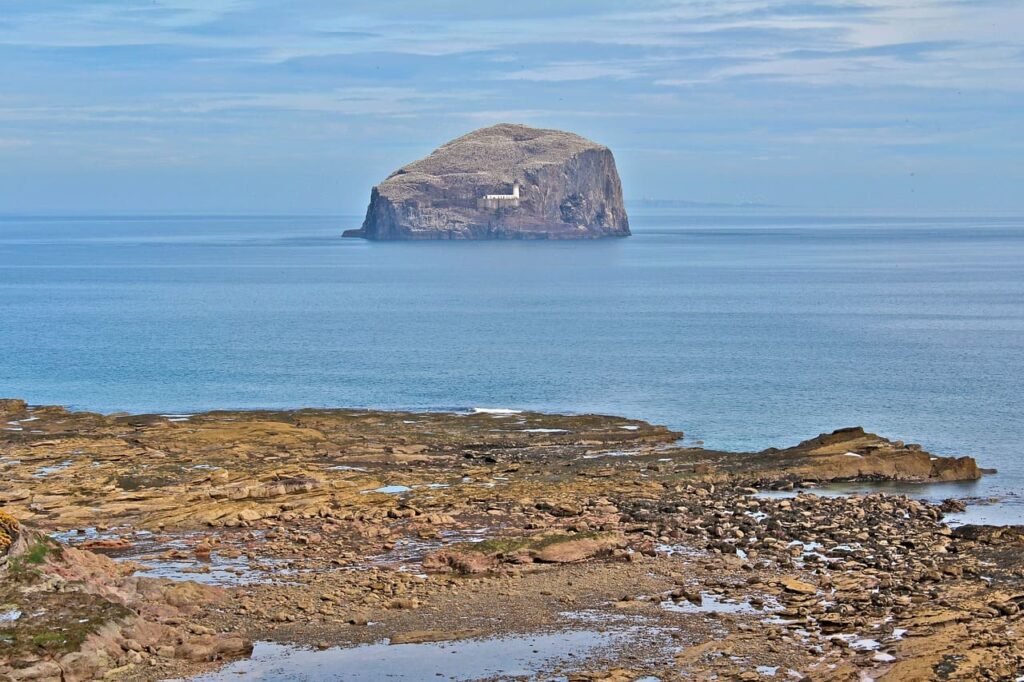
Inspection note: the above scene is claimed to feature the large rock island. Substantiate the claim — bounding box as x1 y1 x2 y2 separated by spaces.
345 124 630 240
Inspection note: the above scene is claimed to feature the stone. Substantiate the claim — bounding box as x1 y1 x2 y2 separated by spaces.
939 498 967 513
781 577 817 595
422 549 496 575
176 636 253 661
5 660 64 680
347 124 630 240
531 534 625 563
389 630 481 645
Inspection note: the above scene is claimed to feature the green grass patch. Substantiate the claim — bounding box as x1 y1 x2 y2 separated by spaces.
31 631 67 648
0 591 132 657
7 539 60 583
23 540 51 565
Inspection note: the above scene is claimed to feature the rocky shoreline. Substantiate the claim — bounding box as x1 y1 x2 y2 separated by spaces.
1 399 1021 681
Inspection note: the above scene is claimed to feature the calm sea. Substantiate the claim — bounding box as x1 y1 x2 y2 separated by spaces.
2 211 1022 519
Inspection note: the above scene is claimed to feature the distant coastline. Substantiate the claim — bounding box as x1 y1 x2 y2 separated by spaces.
629 198 778 209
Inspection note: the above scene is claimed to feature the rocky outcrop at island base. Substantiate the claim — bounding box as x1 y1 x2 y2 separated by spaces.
345 123 630 240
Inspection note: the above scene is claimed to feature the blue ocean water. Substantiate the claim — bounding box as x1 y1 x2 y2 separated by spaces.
1 211 1022 515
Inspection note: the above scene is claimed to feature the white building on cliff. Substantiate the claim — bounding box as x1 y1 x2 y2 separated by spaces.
477 182 521 209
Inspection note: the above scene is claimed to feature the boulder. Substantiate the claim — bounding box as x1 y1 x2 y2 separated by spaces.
422 532 625 574
175 635 253 662
531 534 625 563
389 629 482 645
780 577 818 595
347 124 630 240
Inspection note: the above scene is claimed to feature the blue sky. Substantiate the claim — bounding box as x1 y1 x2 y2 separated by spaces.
1 0 1022 214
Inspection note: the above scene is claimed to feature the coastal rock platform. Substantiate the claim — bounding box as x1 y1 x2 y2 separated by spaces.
1 400 1020 681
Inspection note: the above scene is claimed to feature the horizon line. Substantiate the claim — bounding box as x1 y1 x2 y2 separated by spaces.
3 208 1024 221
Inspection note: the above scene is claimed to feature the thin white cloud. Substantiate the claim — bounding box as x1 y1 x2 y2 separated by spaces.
496 62 641 82
2 0 1023 213
657 42 1024 92
2 0 1022 96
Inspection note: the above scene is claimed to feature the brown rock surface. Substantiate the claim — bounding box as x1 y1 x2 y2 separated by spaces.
0 524 251 681
780 577 817 595
423 532 626 574
0 400 1017 681
672 426 983 486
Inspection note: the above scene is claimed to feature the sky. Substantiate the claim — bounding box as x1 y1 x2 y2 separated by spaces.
0 0 1022 215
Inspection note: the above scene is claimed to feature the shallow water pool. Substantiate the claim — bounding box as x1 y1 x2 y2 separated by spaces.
186 629 656 681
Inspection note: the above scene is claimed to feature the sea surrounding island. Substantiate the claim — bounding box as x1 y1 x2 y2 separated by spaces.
2 210 1024 680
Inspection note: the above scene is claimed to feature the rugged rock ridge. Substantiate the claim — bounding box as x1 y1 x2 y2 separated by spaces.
752 426 983 484
345 124 630 240
681 426 983 487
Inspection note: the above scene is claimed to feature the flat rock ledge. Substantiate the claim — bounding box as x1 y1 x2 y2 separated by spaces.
345 123 630 240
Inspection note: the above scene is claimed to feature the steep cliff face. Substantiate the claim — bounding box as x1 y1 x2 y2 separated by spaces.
345 124 630 240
